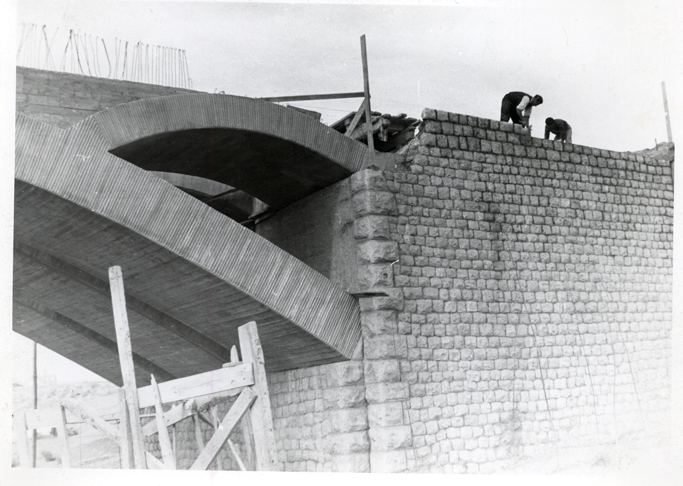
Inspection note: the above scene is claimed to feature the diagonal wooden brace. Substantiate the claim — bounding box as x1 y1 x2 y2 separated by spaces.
189 387 257 470
61 398 121 443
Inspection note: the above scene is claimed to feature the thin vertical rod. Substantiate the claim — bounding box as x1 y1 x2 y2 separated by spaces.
32 341 37 467
360 35 374 152
662 81 673 144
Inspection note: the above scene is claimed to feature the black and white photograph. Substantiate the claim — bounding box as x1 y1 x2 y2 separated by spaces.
2 0 682 484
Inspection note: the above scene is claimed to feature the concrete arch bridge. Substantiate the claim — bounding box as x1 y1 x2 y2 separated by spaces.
14 87 392 385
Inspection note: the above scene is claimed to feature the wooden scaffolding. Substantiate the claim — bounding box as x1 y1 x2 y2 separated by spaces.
14 266 278 471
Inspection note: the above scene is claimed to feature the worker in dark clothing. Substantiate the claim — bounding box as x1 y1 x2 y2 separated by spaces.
500 92 543 128
544 117 572 143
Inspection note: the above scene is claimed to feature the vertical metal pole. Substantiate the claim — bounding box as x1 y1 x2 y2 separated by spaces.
32 342 37 467
662 82 673 144
361 35 375 152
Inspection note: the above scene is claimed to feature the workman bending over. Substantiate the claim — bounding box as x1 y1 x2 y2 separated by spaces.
500 91 543 128
544 117 572 143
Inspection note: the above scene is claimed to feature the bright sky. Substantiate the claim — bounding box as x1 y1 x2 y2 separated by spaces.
5 0 683 385
14 0 683 152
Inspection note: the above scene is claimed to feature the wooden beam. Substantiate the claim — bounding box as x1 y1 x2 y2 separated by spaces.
109 266 147 469
151 374 176 469
56 405 71 468
14 412 31 467
24 406 119 430
238 321 278 471
145 451 166 469
118 388 134 469
211 406 224 470
345 99 367 137
192 414 205 453
348 118 390 141
137 363 254 409
142 401 191 436
189 388 257 470
61 398 121 443
15 243 231 363
13 294 176 383
228 439 247 471
259 92 364 102
361 35 374 153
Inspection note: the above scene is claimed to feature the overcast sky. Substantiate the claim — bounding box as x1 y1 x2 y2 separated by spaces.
14 0 683 152
7 0 683 384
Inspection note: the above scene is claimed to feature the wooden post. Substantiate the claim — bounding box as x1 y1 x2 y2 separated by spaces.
109 266 147 469
117 388 134 469
14 412 31 467
151 374 176 469
56 405 71 468
345 99 368 137
360 35 374 153
192 414 204 452
238 321 278 471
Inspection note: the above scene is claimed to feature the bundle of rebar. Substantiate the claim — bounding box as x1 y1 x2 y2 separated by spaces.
16 23 192 89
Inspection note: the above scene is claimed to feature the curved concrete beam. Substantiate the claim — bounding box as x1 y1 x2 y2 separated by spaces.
94 93 375 209
14 242 233 362
15 113 361 374
14 296 176 385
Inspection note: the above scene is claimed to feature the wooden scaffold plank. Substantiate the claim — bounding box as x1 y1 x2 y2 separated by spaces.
61 398 121 443
238 321 278 471
109 265 147 469
151 374 176 469
137 363 254 408
56 405 71 468
118 388 134 469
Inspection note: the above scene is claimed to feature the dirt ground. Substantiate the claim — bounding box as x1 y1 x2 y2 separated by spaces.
13 381 679 475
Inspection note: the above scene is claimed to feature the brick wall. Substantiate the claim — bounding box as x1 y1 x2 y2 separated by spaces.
383 109 673 472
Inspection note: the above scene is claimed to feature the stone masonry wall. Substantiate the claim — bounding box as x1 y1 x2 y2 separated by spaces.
268 361 369 472
383 109 673 472
124 107 673 474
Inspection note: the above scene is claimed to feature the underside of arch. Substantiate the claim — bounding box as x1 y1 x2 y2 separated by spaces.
14 112 362 384
96 93 376 210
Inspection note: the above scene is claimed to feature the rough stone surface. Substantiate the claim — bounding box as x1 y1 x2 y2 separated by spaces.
385 110 673 472
145 110 672 474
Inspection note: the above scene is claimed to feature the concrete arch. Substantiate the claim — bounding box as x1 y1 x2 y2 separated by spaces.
14 113 361 381
94 93 376 209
